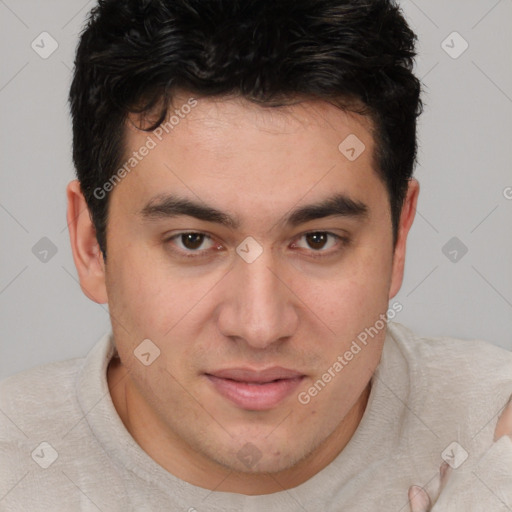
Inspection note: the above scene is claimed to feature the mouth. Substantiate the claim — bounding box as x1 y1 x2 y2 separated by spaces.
205 367 306 411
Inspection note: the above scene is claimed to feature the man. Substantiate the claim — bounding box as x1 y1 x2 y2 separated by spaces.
1 0 511 510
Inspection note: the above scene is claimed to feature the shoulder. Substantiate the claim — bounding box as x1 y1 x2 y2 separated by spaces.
386 322 512 453
0 358 85 504
0 357 86 442
0 331 114 432
1 357 84 412
387 321 512 389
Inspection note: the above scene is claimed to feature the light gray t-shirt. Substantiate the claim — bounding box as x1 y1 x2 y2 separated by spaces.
1 322 512 511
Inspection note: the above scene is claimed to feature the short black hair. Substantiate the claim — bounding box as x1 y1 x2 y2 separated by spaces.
69 0 422 257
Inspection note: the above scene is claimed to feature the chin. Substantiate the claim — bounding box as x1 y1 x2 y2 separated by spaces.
210 435 314 476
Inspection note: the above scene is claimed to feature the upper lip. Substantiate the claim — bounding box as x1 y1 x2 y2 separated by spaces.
206 367 304 383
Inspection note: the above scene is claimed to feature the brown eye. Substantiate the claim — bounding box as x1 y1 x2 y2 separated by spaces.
181 233 206 250
305 232 329 250
291 231 348 259
165 232 216 255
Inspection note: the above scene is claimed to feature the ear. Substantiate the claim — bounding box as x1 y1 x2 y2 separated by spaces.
389 179 419 299
66 179 108 304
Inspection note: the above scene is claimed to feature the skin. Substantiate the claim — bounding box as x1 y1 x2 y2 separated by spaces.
66 94 419 494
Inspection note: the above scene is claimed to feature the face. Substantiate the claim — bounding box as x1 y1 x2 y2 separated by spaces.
68 93 417 491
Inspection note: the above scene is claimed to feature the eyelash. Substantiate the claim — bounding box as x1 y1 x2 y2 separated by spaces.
163 231 350 260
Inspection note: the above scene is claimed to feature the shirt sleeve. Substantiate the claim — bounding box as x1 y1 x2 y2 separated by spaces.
432 435 512 511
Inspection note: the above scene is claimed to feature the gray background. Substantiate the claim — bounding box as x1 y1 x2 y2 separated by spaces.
1 0 511 379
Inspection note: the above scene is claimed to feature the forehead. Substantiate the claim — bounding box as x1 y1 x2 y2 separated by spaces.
115 95 383 224
125 94 375 158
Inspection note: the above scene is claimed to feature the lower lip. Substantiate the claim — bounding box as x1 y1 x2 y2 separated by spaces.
206 375 305 410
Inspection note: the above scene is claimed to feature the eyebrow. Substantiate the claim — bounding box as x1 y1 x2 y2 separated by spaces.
140 192 368 229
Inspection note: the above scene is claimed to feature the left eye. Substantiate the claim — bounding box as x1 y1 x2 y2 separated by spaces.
293 232 340 251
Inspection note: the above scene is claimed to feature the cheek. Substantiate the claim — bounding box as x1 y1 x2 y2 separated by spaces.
103 248 178 367
303 246 393 334
105 245 222 348
106 251 161 319
298 258 390 415
104 250 201 384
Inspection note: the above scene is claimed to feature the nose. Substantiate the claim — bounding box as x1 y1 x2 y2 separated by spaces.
217 246 299 349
